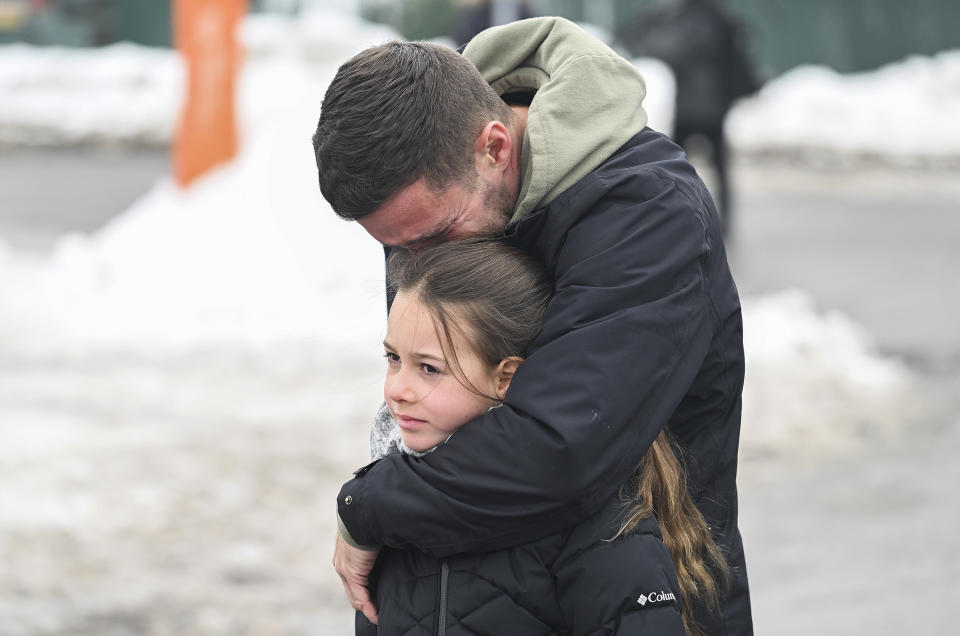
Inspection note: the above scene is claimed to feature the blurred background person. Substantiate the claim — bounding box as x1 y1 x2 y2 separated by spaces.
450 0 534 46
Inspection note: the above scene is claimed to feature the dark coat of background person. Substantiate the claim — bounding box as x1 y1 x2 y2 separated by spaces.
356 497 686 635
450 0 535 46
345 128 752 635
619 0 763 236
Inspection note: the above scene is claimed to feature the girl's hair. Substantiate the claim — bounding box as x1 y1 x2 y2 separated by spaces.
386 239 553 396
386 238 729 635
613 435 732 636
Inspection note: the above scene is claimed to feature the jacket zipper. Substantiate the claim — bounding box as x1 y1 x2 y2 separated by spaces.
436 558 450 636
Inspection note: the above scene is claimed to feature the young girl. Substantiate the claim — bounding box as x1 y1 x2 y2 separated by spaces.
360 239 728 636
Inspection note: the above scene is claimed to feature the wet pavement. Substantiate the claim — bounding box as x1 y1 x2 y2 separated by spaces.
0 147 169 250
726 160 960 369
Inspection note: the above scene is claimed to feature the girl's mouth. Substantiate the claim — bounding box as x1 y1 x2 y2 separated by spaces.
396 414 426 430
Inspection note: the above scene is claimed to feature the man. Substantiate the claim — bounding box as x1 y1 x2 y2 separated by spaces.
313 17 752 634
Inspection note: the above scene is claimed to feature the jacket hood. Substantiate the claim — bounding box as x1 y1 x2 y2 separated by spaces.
463 17 648 220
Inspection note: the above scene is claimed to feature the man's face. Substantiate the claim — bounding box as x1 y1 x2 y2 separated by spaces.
357 175 515 250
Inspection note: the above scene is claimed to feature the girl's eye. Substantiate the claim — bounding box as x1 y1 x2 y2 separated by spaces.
420 363 441 376
384 352 400 364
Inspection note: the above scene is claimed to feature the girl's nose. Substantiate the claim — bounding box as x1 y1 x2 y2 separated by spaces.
385 371 416 404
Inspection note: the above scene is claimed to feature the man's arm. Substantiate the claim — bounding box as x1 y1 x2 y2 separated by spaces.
338 151 722 556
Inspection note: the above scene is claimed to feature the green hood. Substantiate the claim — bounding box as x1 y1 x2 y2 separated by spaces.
463 17 648 220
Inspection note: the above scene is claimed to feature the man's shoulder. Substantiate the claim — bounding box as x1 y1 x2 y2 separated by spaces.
553 495 667 569
574 127 702 199
515 128 712 252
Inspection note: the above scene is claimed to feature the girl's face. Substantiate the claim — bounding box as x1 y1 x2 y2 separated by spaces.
383 290 504 452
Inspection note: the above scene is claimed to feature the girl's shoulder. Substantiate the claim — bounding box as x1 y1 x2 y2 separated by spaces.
551 497 686 635
555 494 663 563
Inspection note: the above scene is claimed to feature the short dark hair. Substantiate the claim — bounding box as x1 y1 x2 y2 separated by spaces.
313 41 514 220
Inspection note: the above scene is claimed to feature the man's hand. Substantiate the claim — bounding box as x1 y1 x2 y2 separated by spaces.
333 532 381 625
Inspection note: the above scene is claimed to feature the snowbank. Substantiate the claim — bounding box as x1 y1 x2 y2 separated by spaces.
0 136 386 356
741 289 911 453
2 10 958 163
0 42 180 145
0 9 401 147
727 50 960 164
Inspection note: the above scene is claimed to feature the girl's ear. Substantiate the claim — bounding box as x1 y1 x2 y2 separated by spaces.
494 356 524 400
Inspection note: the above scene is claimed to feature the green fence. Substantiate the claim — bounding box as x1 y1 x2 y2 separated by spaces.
0 0 170 47
3 0 958 77
558 0 960 75
392 0 960 76
722 0 960 74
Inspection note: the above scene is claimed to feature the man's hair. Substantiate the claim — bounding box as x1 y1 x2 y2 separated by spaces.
313 41 515 220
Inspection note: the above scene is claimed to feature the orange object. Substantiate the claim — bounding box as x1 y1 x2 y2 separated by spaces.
173 0 247 188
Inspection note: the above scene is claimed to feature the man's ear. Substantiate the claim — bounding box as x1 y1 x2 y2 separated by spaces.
474 120 513 176
493 356 523 401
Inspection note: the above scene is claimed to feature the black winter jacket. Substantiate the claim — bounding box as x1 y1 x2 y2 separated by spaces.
356 495 685 635
339 128 751 634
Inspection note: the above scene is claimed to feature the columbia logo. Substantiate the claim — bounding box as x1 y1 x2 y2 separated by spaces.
637 590 677 606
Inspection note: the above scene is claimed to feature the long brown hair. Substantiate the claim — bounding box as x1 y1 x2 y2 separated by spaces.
387 239 729 634
613 434 731 635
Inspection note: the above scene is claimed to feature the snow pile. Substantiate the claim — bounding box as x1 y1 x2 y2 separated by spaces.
0 139 385 356
0 9 401 147
0 42 181 145
2 9 959 163
727 50 960 164
741 289 911 453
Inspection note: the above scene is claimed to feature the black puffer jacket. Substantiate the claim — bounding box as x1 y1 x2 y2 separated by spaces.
356 494 685 635
340 128 751 634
